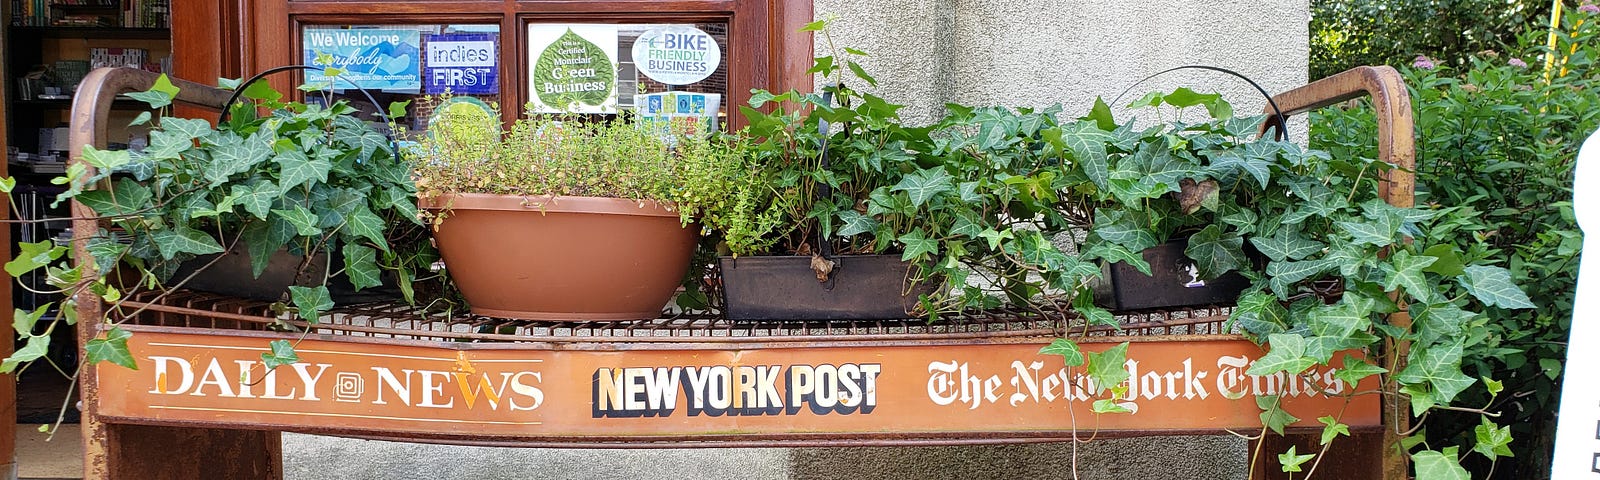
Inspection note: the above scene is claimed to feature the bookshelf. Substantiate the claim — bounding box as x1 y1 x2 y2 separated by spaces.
4 5 171 320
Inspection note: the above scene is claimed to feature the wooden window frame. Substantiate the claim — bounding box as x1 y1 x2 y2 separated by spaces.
176 0 812 128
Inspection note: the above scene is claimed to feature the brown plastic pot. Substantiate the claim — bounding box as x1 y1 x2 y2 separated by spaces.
420 193 697 321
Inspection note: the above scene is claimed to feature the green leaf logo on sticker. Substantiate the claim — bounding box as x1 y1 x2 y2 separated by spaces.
533 28 616 111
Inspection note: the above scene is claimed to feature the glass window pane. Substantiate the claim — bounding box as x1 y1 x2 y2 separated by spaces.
527 22 728 129
300 24 502 136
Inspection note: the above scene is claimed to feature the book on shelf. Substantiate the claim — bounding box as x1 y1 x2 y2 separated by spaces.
7 0 167 28
90 47 146 69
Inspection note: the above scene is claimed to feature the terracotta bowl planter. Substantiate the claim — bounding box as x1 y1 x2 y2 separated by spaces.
420 193 697 321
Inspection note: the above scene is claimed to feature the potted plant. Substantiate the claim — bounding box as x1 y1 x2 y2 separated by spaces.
699 20 1113 321
408 97 737 321
0 66 444 412
1036 89 1536 476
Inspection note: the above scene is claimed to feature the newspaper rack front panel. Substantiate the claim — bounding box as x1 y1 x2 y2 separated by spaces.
96 325 1380 443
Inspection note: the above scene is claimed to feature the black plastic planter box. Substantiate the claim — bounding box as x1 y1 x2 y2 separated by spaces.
1104 239 1252 311
174 246 400 304
719 254 924 320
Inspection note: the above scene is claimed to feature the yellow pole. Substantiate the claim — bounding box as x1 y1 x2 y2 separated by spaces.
1545 0 1566 84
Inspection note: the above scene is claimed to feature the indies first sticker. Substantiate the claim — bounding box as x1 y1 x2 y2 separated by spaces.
424 33 498 95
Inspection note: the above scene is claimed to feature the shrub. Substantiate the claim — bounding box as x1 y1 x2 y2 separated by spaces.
1309 9 1599 477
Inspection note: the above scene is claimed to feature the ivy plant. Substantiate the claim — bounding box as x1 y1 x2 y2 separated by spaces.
0 69 441 432
1031 93 1535 478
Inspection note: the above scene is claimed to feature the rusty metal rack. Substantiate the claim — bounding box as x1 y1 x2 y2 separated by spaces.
114 289 1233 344
63 65 1418 480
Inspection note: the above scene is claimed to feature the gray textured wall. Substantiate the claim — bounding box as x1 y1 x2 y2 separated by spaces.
814 0 1310 127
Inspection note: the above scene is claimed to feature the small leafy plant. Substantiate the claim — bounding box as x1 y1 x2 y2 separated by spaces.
407 95 742 221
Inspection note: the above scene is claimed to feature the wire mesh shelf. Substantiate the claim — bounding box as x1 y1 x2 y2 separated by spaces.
112 289 1234 344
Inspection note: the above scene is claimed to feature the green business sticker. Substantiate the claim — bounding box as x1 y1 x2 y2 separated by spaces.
529 26 617 113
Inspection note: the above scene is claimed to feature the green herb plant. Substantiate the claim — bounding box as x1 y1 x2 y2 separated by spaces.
407 94 742 230
0 67 440 435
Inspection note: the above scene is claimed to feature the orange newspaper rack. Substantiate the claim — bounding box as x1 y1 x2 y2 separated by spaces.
66 66 1414 479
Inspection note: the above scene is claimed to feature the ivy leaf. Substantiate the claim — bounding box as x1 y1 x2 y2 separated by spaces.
891 167 955 207
1457 265 1535 309
837 210 879 237
1083 242 1151 276
75 178 153 217
342 244 382 291
81 146 132 171
1277 445 1315 473
1472 416 1514 461
1396 341 1475 407
1091 399 1134 414
1040 338 1085 367
1081 97 1117 131
272 206 322 237
1265 259 1334 297
1 335 49 373
276 149 332 191
84 326 136 370
1248 333 1316 376
151 227 225 259
289 285 334 323
1228 292 1289 337
956 181 982 203
1484 377 1504 397
125 89 173 109
232 180 279 220
1318 416 1350 445
1334 354 1387 388
1309 302 1371 338
1250 225 1324 262
5 241 64 278
1336 211 1400 247
260 339 299 369
1184 225 1248 280
1074 292 1117 328
1085 342 1130 396
1421 244 1466 277
161 117 215 142
846 60 877 87
898 229 939 262
1411 448 1471 480
345 206 389 251
244 216 297 278
206 141 270 187
1221 208 1260 235
1208 148 1271 189
12 304 51 336
1257 395 1300 435
978 229 1014 250
1092 209 1158 252
1046 122 1112 189
1380 250 1438 303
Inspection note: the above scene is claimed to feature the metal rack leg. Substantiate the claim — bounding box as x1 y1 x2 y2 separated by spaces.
88 423 281 480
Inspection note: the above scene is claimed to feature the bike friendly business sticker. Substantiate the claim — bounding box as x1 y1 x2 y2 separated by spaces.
631 25 720 86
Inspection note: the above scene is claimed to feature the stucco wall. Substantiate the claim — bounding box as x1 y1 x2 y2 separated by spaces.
814 0 1310 127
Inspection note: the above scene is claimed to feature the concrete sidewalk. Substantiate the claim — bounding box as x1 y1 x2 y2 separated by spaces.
282 433 1247 480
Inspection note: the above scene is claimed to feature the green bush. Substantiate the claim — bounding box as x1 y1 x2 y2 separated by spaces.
1310 10 1599 477
1311 0 1546 78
